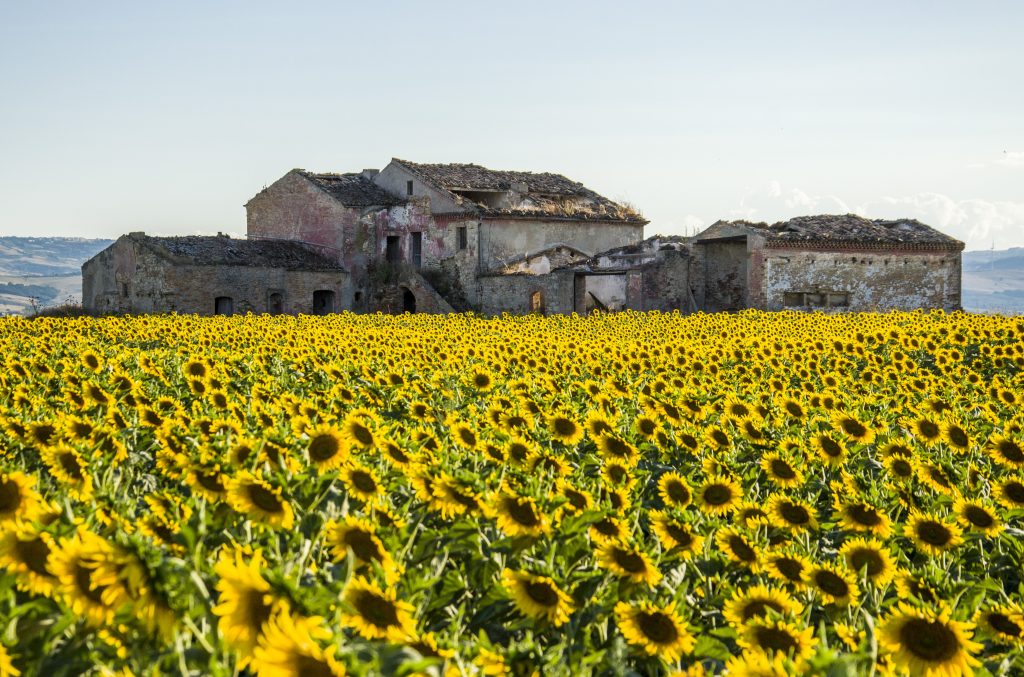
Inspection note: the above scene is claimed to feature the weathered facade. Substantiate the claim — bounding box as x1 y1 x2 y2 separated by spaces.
82 158 964 316
690 215 964 312
82 233 347 315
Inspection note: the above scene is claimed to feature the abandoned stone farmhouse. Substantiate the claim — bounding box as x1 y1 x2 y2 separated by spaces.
82 159 964 315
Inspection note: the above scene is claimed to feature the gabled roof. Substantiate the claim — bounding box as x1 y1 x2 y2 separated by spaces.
702 214 964 251
133 234 345 271
298 170 403 207
392 158 647 223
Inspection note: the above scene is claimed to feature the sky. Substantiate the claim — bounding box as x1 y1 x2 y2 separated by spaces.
1 1 1022 250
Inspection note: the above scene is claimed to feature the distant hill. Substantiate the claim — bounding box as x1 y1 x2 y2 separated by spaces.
962 249 1024 314
0 237 113 314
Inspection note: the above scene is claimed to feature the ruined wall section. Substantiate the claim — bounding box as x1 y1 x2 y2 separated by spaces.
480 219 643 272
761 248 962 311
476 271 575 316
374 162 464 214
640 251 693 312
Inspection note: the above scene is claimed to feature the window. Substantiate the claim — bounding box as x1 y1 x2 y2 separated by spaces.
214 296 234 315
457 226 468 250
805 293 825 307
783 292 804 307
267 292 283 314
312 290 335 315
121 283 129 297
402 287 416 313
411 232 422 267
386 235 401 263
828 293 849 307
530 291 544 314
406 180 414 196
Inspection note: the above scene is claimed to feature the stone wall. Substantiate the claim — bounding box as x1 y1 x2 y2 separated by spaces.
476 271 575 316
639 250 693 312
480 219 643 272
759 248 962 311
83 237 349 315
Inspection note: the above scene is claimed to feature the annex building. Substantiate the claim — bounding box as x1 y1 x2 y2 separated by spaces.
82 159 964 315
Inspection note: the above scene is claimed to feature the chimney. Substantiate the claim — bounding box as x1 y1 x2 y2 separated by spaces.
361 169 380 180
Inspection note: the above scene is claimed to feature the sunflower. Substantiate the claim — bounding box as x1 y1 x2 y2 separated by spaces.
212 547 287 658
493 492 549 538
39 444 93 501
554 480 593 520
449 420 479 451
831 412 876 445
324 516 401 584
973 603 1024 645
703 424 732 452
614 599 694 662
836 500 892 538
735 501 771 529
340 576 416 642
715 527 762 572
547 412 584 446
760 453 804 489
226 472 295 529
810 432 847 467
765 495 818 532
340 409 378 449
895 571 940 605
0 526 58 597
908 414 944 447
839 537 896 586
952 498 1002 535
878 603 981 677
305 423 349 472
339 462 384 503
884 454 916 483
657 472 693 509
723 584 802 627
501 569 573 627
649 511 704 558
941 420 972 453
584 410 616 440
738 618 817 662
596 541 662 586
0 471 46 525
185 462 229 503
723 652 792 676
916 462 957 496
595 433 639 464
589 515 629 545
695 476 742 515
995 476 1024 510
0 643 17 677
805 561 859 607
49 528 122 627
252 610 346 677
987 434 1024 469
602 459 636 490
904 513 963 557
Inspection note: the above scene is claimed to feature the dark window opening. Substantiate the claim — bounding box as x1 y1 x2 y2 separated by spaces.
312 290 335 315
783 292 804 307
386 235 401 263
402 287 416 313
268 292 283 315
530 290 545 314
121 283 129 297
411 232 422 267
354 291 363 303
451 189 505 209
406 180 414 196
457 226 468 250
214 296 234 315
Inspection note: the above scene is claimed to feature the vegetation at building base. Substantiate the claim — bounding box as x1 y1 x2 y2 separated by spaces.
0 310 1022 676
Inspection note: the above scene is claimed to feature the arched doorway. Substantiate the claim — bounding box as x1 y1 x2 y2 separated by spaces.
402 287 416 313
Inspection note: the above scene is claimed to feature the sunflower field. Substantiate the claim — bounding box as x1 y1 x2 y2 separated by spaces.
1 310 1023 676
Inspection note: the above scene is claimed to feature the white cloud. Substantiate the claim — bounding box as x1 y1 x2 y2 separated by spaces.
996 151 1024 168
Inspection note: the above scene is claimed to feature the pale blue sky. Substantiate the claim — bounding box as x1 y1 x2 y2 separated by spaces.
1 1 1022 248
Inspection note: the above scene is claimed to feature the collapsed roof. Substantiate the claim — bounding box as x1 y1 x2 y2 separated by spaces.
133 234 344 271
707 214 964 250
299 171 403 207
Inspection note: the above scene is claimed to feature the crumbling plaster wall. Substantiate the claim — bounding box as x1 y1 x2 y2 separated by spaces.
476 271 575 316
373 162 463 214
639 251 693 312
480 219 643 273
83 237 349 315
759 249 962 311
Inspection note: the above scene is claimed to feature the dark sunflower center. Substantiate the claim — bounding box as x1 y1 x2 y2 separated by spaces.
849 548 884 575
474 374 490 388
728 535 756 562
948 427 969 448
58 452 85 481
819 437 843 457
457 427 477 447
74 563 107 604
742 599 783 621
0 479 21 512
638 611 679 644
988 613 1022 637
33 424 57 445
309 434 341 462
891 459 913 476
770 459 796 480
350 471 377 494
350 422 374 446
612 548 647 573
593 518 620 537
292 655 337 677
386 445 410 464
608 466 627 485
447 486 480 511
666 480 690 504
753 626 798 653
703 484 733 506
711 430 730 446
16 537 53 577
898 618 960 662
665 523 693 548
916 521 952 547
524 580 560 607
197 471 225 493
963 506 994 528
506 498 540 527
779 502 810 525
553 418 578 438
841 419 867 438
245 589 273 631
815 570 849 597
925 466 951 488
344 529 383 561
785 402 803 417
603 436 633 458
918 421 940 439
246 483 284 514
998 440 1024 463
565 489 587 511
847 504 881 526
638 419 657 436
1004 481 1024 504
353 589 400 627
